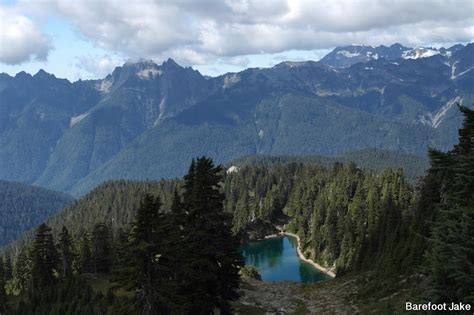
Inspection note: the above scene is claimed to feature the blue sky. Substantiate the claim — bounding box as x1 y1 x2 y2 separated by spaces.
1 0 472 81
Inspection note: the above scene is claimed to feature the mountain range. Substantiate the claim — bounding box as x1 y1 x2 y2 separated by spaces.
319 43 465 68
0 43 472 195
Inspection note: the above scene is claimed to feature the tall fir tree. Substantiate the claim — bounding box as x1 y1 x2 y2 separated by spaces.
78 232 93 273
13 246 31 293
424 105 474 304
58 226 75 278
178 157 243 314
91 223 112 274
30 223 59 291
2 256 12 283
121 195 176 314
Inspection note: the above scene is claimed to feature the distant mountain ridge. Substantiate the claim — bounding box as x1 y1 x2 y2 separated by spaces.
319 43 466 68
0 43 472 195
0 180 73 246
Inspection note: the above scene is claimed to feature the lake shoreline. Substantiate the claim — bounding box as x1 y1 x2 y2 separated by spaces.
283 232 336 278
247 227 336 278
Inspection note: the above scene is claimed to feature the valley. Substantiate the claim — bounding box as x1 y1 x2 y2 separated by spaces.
0 40 472 314
1 44 472 196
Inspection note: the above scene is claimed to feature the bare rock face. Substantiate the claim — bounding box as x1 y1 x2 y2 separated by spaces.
233 277 360 314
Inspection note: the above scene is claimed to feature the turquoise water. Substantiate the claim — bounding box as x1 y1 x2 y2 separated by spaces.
241 235 330 283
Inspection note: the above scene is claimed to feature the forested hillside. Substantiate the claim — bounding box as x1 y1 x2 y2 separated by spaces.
1 106 472 313
4 148 427 252
230 148 429 183
1 158 242 314
0 181 73 246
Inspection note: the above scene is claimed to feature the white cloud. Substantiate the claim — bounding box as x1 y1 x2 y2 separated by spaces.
76 54 125 78
0 6 51 65
12 0 474 67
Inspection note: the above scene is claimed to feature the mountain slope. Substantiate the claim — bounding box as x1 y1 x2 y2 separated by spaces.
0 180 73 245
5 149 426 250
0 43 472 195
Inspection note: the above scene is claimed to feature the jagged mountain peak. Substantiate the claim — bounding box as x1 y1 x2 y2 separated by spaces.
1 43 472 196
34 69 56 79
161 57 181 68
401 46 440 59
14 71 32 79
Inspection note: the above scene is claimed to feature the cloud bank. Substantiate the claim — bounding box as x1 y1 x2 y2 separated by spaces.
0 6 51 64
3 0 474 67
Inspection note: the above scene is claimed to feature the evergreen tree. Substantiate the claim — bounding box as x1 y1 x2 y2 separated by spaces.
30 223 59 291
13 246 31 293
168 189 185 273
0 257 7 314
111 226 130 276
58 226 75 278
121 195 176 314
3 256 12 282
178 157 243 314
91 223 112 274
78 232 93 273
424 105 474 304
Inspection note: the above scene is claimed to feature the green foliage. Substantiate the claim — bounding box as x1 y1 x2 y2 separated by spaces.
73 92 437 196
0 257 7 314
176 157 244 314
423 105 474 304
12 247 31 293
16 277 99 315
58 226 75 278
30 223 59 290
47 180 180 238
91 223 112 274
3 105 472 311
0 180 72 246
239 265 262 281
78 232 93 274
118 195 176 314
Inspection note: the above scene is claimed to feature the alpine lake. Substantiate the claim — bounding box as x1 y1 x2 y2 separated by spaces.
240 235 331 283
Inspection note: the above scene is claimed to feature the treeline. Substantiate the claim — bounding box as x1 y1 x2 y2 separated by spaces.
230 147 429 183
1 106 472 312
1 158 242 314
224 160 414 276
0 181 73 246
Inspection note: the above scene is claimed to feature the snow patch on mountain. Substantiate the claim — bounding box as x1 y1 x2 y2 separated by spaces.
70 113 89 127
366 51 379 59
402 47 440 59
451 64 473 80
419 97 461 128
337 50 360 58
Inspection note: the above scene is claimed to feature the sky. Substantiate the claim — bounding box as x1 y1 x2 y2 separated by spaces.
0 0 473 81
